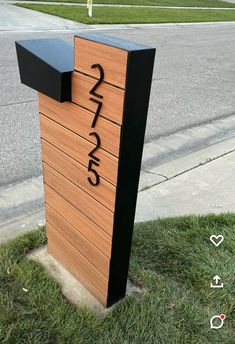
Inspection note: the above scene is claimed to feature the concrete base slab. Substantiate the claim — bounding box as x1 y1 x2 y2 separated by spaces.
28 245 142 314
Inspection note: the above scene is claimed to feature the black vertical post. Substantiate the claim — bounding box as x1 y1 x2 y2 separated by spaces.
107 47 156 306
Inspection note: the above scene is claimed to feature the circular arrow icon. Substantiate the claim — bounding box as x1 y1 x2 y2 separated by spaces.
210 314 226 329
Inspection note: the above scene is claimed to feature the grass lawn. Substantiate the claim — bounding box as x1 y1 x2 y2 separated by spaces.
0 214 235 343
15 0 235 8
15 4 235 24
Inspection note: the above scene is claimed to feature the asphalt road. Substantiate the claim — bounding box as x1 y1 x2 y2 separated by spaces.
0 3 235 186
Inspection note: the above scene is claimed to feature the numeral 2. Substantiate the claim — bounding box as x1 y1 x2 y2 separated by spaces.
89 64 104 99
88 132 101 162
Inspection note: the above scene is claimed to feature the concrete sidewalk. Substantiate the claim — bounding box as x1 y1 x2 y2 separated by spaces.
136 150 235 222
0 2 87 31
136 114 235 221
1 114 234 244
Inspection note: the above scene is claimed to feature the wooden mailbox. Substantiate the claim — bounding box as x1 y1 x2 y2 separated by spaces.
16 34 155 307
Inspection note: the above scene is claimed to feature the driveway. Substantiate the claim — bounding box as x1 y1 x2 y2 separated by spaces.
0 2 235 186
0 0 87 31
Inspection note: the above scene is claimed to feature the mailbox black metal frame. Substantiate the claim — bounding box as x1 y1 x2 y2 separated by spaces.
15 33 156 308
15 38 74 102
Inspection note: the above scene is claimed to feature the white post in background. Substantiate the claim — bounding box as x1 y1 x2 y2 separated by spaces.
87 0 93 17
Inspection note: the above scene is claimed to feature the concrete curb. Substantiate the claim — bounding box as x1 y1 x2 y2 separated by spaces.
1 4 235 34
136 150 235 222
140 114 235 191
0 176 45 244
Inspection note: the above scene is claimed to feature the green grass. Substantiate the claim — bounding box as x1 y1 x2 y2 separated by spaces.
16 4 235 24
15 0 235 8
0 213 235 343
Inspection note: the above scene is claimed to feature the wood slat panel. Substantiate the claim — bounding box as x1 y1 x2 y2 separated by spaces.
47 226 108 305
46 205 110 278
74 36 128 89
42 140 116 211
40 114 118 186
43 163 114 236
72 71 124 126
38 92 121 157
44 185 112 257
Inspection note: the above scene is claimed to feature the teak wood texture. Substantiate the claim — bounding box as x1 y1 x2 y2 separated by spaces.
40 114 118 186
41 140 116 211
72 71 124 126
38 34 155 307
39 93 121 157
74 36 128 89
44 185 112 257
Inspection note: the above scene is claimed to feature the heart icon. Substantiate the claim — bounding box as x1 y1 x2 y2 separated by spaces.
210 235 224 247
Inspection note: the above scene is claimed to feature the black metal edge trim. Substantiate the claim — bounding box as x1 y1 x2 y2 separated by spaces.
61 71 72 102
106 47 156 307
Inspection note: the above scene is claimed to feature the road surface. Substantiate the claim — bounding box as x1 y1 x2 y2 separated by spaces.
0 1 235 186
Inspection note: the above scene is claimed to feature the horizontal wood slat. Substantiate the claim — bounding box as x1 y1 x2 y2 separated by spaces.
42 140 116 211
46 205 110 278
74 36 128 89
47 226 108 305
72 71 124 126
40 114 118 186
44 185 112 257
43 163 114 236
38 92 121 157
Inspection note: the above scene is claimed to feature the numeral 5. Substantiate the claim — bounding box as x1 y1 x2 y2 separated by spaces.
87 159 100 186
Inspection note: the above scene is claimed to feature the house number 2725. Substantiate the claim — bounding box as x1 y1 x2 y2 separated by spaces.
87 64 104 186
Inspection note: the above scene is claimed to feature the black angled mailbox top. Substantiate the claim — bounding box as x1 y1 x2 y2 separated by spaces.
15 39 74 102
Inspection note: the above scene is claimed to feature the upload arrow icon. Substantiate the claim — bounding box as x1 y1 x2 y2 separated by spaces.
211 275 223 289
